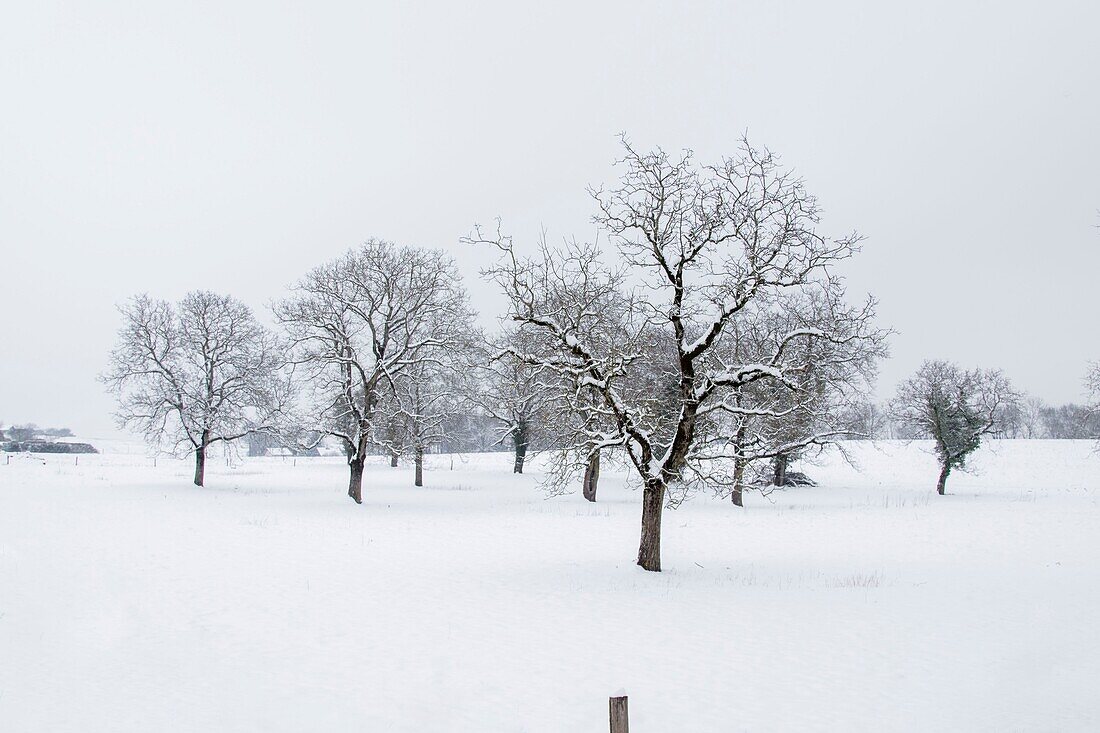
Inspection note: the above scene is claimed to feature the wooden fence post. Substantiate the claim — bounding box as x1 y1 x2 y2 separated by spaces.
609 695 628 733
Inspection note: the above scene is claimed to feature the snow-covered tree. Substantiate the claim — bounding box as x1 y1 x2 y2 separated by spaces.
839 400 890 440
389 320 478 486
483 238 648 501
714 288 887 506
1039 402 1099 439
275 239 473 503
102 291 286 486
891 360 1018 495
997 393 1049 439
382 413 408 468
473 137 881 571
468 327 562 474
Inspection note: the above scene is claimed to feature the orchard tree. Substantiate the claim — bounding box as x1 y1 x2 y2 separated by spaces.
714 288 887 506
393 362 467 487
998 393 1048 439
473 137 882 571
389 317 478 487
370 386 409 467
102 291 286 486
275 239 473 504
380 411 408 468
842 400 891 439
469 327 561 474
891 360 1018 495
484 238 648 501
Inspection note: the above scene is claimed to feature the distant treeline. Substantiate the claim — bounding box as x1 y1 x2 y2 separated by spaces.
842 397 1100 441
0 424 97 454
1 441 98 454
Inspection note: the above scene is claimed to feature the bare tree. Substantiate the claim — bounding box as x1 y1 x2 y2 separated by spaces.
998 393 1048 439
393 365 461 486
713 288 887 506
389 318 478 487
472 137 879 571
891 360 1018 495
469 327 561 474
368 385 408 466
839 400 890 440
102 291 286 486
486 239 645 501
1017 395 1050 439
381 411 408 467
1038 402 1099 439
275 239 473 503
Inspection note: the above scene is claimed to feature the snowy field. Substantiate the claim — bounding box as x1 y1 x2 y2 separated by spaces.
2 440 1098 731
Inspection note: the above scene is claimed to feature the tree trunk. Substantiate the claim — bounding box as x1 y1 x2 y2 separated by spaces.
637 479 665 572
193 429 210 487
348 456 365 504
936 463 950 495
513 427 528 474
731 456 745 507
414 444 424 487
390 452 398 468
582 450 600 502
193 442 207 486
773 453 789 487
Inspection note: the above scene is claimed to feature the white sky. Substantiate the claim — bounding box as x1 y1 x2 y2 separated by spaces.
2 1 1098 436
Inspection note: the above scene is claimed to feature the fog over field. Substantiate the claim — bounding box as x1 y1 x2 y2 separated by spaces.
2 1 1099 435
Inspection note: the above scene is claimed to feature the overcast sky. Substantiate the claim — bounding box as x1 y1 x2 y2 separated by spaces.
2 1 1098 437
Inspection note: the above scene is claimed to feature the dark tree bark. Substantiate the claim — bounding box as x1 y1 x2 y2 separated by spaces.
193 447 204 487
637 479 665 571
632 360 701 571
730 422 747 506
348 457 365 503
414 444 424 487
193 429 210 487
193 439 208 486
773 453 789 487
582 450 600 502
390 452 399 468
731 456 746 507
513 424 528 474
346 429 372 504
936 463 950 495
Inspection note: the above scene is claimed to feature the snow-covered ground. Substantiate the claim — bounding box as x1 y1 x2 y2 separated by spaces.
1 440 1098 731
